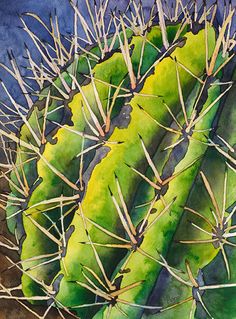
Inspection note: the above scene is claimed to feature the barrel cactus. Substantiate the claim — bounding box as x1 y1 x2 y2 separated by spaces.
0 1 235 318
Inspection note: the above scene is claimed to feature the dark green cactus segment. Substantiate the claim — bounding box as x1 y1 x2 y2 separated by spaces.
53 27 216 318
5 93 66 235
143 71 236 319
193 76 236 319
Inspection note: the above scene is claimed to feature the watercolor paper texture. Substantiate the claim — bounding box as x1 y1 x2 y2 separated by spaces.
0 1 235 318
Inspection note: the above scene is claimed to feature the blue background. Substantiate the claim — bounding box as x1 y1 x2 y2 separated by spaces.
0 0 235 112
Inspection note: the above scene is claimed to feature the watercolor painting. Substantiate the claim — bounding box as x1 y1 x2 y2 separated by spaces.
0 0 235 318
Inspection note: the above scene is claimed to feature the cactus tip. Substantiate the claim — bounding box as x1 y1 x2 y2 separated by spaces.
138 133 143 140
137 104 144 110
108 186 113 196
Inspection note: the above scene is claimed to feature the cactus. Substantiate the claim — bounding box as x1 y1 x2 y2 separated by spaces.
0 1 235 319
